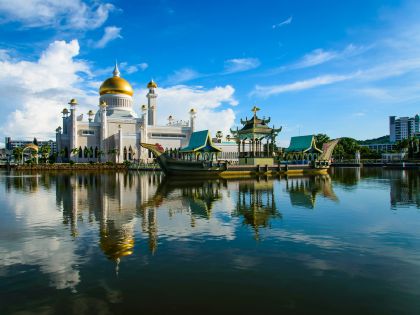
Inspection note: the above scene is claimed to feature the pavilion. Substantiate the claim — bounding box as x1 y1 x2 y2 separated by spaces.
179 130 222 161
230 106 282 166
285 135 322 162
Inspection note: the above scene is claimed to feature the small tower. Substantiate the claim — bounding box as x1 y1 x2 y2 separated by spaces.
99 100 108 157
141 104 148 161
189 108 197 132
69 99 78 159
146 80 158 126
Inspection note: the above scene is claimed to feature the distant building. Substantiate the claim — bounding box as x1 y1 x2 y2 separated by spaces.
359 143 396 152
389 115 420 143
5 138 57 153
212 136 238 162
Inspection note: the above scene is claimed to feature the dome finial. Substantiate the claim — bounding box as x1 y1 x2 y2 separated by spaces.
113 60 120 77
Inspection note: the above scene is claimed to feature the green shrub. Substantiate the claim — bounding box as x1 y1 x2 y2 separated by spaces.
69 160 75 165
105 161 114 166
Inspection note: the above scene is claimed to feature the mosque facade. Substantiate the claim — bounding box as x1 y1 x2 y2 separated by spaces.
56 63 196 163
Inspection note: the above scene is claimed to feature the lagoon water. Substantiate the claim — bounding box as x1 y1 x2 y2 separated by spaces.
1 168 420 314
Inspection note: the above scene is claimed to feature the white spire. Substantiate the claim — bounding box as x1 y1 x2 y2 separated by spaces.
113 60 120 77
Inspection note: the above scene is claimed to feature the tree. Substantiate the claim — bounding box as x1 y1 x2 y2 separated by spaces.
108 148 119 163
39 145 51 163
13 147 23 163
71 148 79 162
33 138 38 146
86 147 93 162
314 134 330 149
97 150 104 162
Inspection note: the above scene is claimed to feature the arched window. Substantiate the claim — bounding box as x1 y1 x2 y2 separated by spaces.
123 146 127 161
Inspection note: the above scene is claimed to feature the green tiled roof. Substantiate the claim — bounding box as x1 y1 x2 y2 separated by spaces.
180 130 222 153
286 135 322 153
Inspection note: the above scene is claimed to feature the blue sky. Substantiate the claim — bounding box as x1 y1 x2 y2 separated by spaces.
0 0 420 146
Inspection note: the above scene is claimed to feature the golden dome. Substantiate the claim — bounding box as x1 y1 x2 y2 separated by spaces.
99 76 134 96
68 99 78 105
147 79 157 89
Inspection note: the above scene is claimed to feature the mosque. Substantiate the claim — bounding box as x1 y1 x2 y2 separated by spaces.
56 63 196 163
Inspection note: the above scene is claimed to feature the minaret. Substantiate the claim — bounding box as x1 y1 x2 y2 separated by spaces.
189 108 197 132
146 80 158 126
99 100 108 159
141 104 148 161
69 99 78 159
118 124 123 163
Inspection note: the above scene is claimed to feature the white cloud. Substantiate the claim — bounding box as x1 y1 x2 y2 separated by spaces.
284 44 366 70
294 49 338 68
252 56 420 98
94 26 122 48
223 58 260 74
251 73 357 97
0 39 95 140
165 68 202 85
272 16 293 29
0 0 115 30
120 62 148 74
166 58 260 84
135 85 238 135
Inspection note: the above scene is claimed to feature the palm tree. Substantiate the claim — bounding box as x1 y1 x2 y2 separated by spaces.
86 147 93 162
97 150 104 162
108 148 119 163
71 148 79 162
39 145 51 163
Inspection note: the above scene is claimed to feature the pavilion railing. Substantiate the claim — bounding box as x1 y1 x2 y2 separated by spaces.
238 152 273 158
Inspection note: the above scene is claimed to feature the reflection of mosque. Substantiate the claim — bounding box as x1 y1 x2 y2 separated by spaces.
56 172 228 263
285 175 338 209
390 171 420 208
234 178 281 239
56 172 164 264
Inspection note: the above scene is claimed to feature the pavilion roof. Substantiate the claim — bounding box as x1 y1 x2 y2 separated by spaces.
285 135 322 153
180 130 222 153
231 106 282 139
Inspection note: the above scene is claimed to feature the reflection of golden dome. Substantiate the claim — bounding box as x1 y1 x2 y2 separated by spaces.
100 231 135 261
147 80 157 89
99 76 134 96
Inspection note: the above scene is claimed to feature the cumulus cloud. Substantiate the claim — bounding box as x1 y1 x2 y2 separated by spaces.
0 0 115 30
135 85 238 135
0 39 95 140
94 26 122 48
223 58 260 74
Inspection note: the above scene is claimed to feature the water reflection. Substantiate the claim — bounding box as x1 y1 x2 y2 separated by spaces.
234 179 280 239
2 169 420 314
390 170 420 209
285 175 338 209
